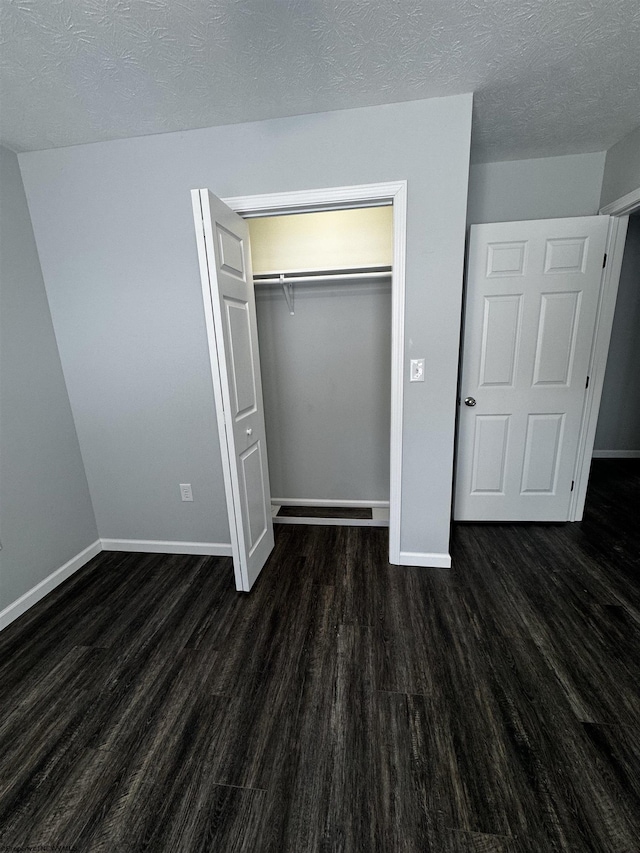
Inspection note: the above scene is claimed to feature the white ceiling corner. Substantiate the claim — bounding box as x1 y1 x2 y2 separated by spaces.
0 0 638 161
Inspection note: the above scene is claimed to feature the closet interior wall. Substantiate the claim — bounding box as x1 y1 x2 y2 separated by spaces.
255 277 391 507
250 207 393 514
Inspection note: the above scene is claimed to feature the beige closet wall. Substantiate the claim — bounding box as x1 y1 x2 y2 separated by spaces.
249 206 393 274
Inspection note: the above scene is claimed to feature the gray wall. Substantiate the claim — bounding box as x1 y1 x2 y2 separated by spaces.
600 126 640 209
467 152 605 224
19 95 473 559
594 214 640 452
256 279 391 503
0 145 97 612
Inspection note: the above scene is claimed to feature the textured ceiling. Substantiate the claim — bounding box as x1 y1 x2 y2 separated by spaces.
0 0 639 161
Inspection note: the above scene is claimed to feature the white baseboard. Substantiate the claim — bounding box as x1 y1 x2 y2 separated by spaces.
372 507 390 522
0 535 449 632
399 550 452 569
592 450 640 459
271 498 390 508
100 539 233 556
0 539 102 632
0 537 233 633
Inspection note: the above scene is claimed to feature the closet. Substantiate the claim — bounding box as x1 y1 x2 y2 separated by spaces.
249 206 393 526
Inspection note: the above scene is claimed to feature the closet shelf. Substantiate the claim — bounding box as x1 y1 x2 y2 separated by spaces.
253 266 392 315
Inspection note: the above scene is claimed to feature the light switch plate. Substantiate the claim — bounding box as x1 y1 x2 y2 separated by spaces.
410 358 425 382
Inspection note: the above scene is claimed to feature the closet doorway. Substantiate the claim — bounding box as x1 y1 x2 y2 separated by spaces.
193 182 407 591
249 206 393 529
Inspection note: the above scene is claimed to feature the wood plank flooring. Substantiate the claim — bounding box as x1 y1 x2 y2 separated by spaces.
1 459 639 852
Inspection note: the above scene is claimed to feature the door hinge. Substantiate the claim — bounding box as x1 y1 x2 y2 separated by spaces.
585 375 590 389
571 480 575 491
603 253 607 268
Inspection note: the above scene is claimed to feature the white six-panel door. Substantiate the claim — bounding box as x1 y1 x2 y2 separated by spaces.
192 189 274 590
455 216 609 521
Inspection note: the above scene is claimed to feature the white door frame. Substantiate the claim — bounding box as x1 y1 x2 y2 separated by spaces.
222 181 408 565
569 185 640 519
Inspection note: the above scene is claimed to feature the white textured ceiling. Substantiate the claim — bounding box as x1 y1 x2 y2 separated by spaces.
0 0 639 161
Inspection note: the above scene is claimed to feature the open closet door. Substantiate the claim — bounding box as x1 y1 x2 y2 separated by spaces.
191 188 274 591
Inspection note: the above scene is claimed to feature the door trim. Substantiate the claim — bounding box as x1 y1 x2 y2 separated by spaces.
569 214 628 519
223 182 407 565
569 184 640 520
599 186 640 217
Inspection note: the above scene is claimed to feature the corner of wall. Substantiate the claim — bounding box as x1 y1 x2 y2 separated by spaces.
600 126 640 210
0 143 98 617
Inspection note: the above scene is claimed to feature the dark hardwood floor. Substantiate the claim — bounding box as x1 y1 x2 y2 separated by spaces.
1 460 639 852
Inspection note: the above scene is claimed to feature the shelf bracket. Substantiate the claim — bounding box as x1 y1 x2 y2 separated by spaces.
280 273 294 315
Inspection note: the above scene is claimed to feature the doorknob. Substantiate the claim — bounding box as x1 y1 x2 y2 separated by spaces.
246 428 253 435
464 397 476 407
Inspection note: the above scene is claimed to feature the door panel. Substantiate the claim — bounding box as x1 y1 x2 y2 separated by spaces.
520 413 564 493
471 415 510 493
455 216 609 521
239 442 269 555
479 295 522 386
225 299 257 417
486 240 527 276
544 237 588 273
217 223 246 277
532 291 582 385
192 188 274 590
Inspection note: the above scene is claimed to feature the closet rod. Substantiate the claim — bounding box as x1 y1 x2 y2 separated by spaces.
253 267 392 286
254 267 391 315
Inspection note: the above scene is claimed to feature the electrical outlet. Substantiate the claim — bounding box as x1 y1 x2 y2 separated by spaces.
180 483 193 502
